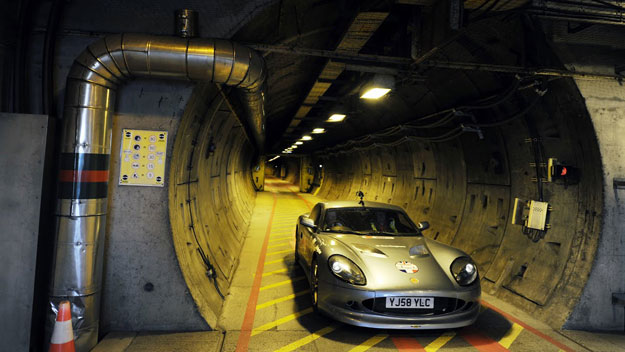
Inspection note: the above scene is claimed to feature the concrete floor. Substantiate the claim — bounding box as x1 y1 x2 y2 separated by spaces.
94 177 625 352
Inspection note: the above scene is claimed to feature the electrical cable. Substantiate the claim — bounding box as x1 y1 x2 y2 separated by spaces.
469 91 543 127
319 76 536 155
184 105 226 300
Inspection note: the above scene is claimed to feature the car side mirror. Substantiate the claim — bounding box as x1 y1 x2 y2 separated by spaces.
300 217 316 230
417 221 430 231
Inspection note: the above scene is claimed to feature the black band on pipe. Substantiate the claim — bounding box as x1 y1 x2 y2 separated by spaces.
60 153 110 170
58 182 108 199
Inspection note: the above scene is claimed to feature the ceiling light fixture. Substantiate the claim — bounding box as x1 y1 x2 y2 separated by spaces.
291 145 298 149
327 114 346 122
312 128 326 134
268 155 280 162
301 135 312 141
295 141 303 145
360 74 395 100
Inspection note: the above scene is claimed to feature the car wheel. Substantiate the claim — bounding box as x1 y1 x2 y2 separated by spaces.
310 259 319 312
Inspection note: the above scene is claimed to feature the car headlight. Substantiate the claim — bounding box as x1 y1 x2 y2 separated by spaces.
328 255 366 285
451 257 478 286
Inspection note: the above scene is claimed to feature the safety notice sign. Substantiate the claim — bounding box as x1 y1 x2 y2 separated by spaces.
119 129 168 187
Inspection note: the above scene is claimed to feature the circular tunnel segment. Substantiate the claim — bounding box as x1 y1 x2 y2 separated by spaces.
311 70 602 328
167 14 602 331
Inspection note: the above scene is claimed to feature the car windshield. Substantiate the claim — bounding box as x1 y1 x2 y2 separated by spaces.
322 207 419 235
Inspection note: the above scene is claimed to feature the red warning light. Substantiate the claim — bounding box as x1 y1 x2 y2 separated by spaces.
560 167 567 176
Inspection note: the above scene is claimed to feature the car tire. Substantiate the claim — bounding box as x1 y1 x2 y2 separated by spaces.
310 258 319 312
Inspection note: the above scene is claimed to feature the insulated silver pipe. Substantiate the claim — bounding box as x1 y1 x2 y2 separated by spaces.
531 0 625 25
49 34 266 351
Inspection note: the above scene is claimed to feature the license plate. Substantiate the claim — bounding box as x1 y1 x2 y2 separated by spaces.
385 296 434 309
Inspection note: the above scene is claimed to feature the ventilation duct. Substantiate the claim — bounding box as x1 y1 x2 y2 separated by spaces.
49 34 266 351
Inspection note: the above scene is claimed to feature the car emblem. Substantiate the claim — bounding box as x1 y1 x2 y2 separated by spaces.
410 278 419 284
395 261 419 273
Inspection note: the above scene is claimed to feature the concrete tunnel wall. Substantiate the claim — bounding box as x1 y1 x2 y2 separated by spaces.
313 77 603 329
169 83 258 328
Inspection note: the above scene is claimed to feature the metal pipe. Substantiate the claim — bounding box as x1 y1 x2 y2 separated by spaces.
175 9 199 38
530 0 625 25
49 34 266 351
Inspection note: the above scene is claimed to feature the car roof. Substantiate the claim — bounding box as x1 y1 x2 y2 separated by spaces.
320 200 406 212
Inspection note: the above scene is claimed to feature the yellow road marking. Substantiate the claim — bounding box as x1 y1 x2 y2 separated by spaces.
273 324 340 352
425 331 455 352
256 290 308 310
349 334 388 352
251 307 313 336
266 248 293 256
269 236 293 242
498 323 524 349
262 268 288 277
267 242 290 249
260 276 306 291
264 257 293 265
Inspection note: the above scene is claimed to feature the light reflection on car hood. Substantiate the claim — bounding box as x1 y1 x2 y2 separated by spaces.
322 233 458 291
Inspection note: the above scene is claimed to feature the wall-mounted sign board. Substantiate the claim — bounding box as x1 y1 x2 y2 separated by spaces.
119 129 168 187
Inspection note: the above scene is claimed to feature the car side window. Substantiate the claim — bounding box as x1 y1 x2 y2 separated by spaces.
309 204 321 225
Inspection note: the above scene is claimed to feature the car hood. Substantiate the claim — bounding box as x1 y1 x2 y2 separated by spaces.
322 233 458 291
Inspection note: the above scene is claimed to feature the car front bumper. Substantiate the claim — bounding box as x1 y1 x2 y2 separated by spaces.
317 280 481 330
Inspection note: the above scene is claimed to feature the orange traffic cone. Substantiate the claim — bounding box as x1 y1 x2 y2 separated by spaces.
49 301 75 352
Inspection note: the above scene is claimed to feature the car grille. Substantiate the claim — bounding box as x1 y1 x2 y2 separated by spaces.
361 297 467 316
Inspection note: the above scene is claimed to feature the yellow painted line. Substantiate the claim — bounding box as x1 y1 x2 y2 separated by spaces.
262 268 288 277
266 248 293 256
256 290 308 310
498 323 524 349
273 324 340 352
251 307 313 336
269 236 293 242
260 276 306 291
267 242 290 249
425 331 455 352
264 257 293 265
349 334 388 352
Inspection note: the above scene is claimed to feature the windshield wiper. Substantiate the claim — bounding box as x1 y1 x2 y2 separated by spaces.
322 229 364 235
373 231 421 236
368 231 397 236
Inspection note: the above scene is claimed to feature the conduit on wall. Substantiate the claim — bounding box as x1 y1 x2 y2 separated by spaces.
50 34 265 351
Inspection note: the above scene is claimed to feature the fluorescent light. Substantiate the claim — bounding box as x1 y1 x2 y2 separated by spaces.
360 74 394 100
360 87 391 99
295 141 303 145
301 135 312 141
291 145 298 149
268 156 280 162
312 128 326 134
328 114 346 122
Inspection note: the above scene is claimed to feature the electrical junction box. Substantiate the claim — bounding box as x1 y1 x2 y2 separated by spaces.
527 200 549 230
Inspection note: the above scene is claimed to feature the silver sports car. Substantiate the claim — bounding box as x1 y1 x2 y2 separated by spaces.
295 200 481 329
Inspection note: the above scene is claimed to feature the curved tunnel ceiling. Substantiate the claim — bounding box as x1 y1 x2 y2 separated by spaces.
167 0 605 330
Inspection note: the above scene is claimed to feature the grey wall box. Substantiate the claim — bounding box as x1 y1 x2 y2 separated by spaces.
0 113 48 351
